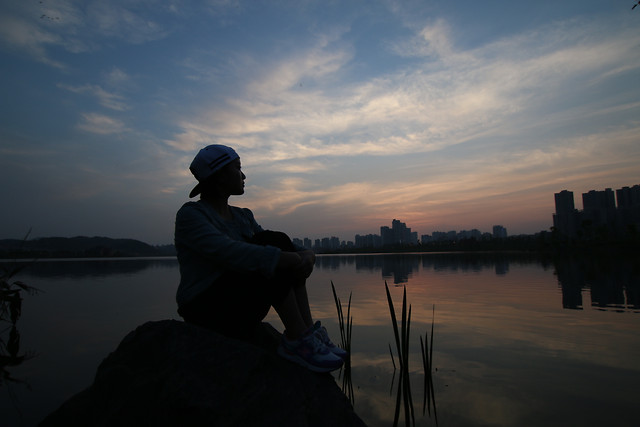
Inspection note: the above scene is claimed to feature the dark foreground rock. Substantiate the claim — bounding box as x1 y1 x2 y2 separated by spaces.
41 320 366 426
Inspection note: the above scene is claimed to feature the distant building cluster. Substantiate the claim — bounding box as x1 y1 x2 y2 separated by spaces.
553 184 640 240
293 219 508 252
421 224 507 244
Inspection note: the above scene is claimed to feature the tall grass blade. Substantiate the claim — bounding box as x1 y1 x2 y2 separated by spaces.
389 343 396 371
331 281 354 405
385 281 401 357
429 305 438 425
420 336 428 416
386 281 403 426
387 282 416 427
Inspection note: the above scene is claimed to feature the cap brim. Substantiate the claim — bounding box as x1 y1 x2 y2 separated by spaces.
189 183 201 198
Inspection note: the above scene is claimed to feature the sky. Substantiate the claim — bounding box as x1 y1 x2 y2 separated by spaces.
1 0 639 245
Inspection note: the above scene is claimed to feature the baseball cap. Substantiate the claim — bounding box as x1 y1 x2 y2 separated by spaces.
188 144 239 198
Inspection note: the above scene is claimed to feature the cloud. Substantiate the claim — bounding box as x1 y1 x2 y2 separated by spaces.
0 15 66 68
0 1 174 70
77 113 127 134
85 1 169 44
58 83 130 111
103 67 133 87
167 16 638 167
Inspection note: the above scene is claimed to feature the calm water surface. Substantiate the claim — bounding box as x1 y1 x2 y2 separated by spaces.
1 253 639 426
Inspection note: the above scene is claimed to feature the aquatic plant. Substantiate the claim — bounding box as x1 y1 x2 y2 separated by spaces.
385 281 415 427
331 281 354 404
420 304 437 424
1 262 40 388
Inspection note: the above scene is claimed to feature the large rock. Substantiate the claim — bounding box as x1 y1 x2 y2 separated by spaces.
41 320 366 426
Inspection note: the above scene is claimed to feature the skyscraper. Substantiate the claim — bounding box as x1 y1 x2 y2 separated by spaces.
582 188 616 231
553 190 578 238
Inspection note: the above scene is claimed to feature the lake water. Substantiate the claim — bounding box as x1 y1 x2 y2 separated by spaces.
2 252 639 426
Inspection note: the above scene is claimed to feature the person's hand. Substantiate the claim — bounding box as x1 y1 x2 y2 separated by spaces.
298 249 315 267
277 250 315 279
296 250 315 278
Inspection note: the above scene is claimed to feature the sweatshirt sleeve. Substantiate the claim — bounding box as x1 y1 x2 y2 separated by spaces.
175 203 281 277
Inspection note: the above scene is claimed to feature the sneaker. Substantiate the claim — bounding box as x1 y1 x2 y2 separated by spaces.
313 321 349 360
277 330 344 373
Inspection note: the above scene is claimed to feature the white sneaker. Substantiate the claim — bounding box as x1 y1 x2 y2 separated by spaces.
277 329 344 373
313 321 348 360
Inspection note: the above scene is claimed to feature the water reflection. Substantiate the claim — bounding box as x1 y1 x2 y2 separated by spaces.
318 253 548 284
1 253 639 427
552 255 640 313
6 257 177 279
317 252 640 314
1 262 39 397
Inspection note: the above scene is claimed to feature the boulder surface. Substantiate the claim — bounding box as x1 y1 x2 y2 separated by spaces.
41 320 366 426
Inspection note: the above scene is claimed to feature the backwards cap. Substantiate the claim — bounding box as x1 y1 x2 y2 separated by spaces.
188 144 239 198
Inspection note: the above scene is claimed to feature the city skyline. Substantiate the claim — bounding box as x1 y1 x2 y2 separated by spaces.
294 217 508 250
553 183 640 240
303 182 640 249
1 1 639 245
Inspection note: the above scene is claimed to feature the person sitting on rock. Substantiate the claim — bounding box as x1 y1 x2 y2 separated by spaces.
174 144 346 373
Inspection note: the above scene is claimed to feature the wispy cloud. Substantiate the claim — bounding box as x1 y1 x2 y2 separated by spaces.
0 15 66 68
85 1 169 44
0 1 173 69
167 16 639 165
77 113 127 134
58 83 130 111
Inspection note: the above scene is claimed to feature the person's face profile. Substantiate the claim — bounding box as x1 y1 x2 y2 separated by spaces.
217 158 245 196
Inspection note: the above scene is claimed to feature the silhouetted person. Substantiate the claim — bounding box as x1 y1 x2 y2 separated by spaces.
174 145 346 372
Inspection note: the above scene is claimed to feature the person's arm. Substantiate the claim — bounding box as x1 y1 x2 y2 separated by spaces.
276 250 315 279
238 207 316 278
176 203 281 276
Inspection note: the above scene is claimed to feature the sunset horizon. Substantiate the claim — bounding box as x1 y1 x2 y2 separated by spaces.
2 1 639 245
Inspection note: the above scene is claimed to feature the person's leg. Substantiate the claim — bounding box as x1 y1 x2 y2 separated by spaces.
251 232 343 371
272 287 308 338
292 279 314 328
252 231 315 335
273 284 344 372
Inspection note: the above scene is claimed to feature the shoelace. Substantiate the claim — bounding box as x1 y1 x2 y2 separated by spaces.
315 327 334 347
304 333 328 353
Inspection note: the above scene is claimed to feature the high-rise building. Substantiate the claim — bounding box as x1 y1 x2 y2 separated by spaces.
380 219 416 246
616 185 640 208
555 190 575 213
582 188 616 232
380 226 392 246
553 185 640 240
355 234 382 248
553 190 579 238
303 238 312 249
616 185 640 235
493 225 507 239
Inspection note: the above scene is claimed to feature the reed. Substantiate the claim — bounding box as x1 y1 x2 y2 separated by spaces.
420 304 438 425
385 281 415 427
331 281 354 405
1 255 40 389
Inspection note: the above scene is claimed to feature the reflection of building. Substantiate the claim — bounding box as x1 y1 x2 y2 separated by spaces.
553 257 584 310
494 259 509 275
380 254 420 284
553 256 640 312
